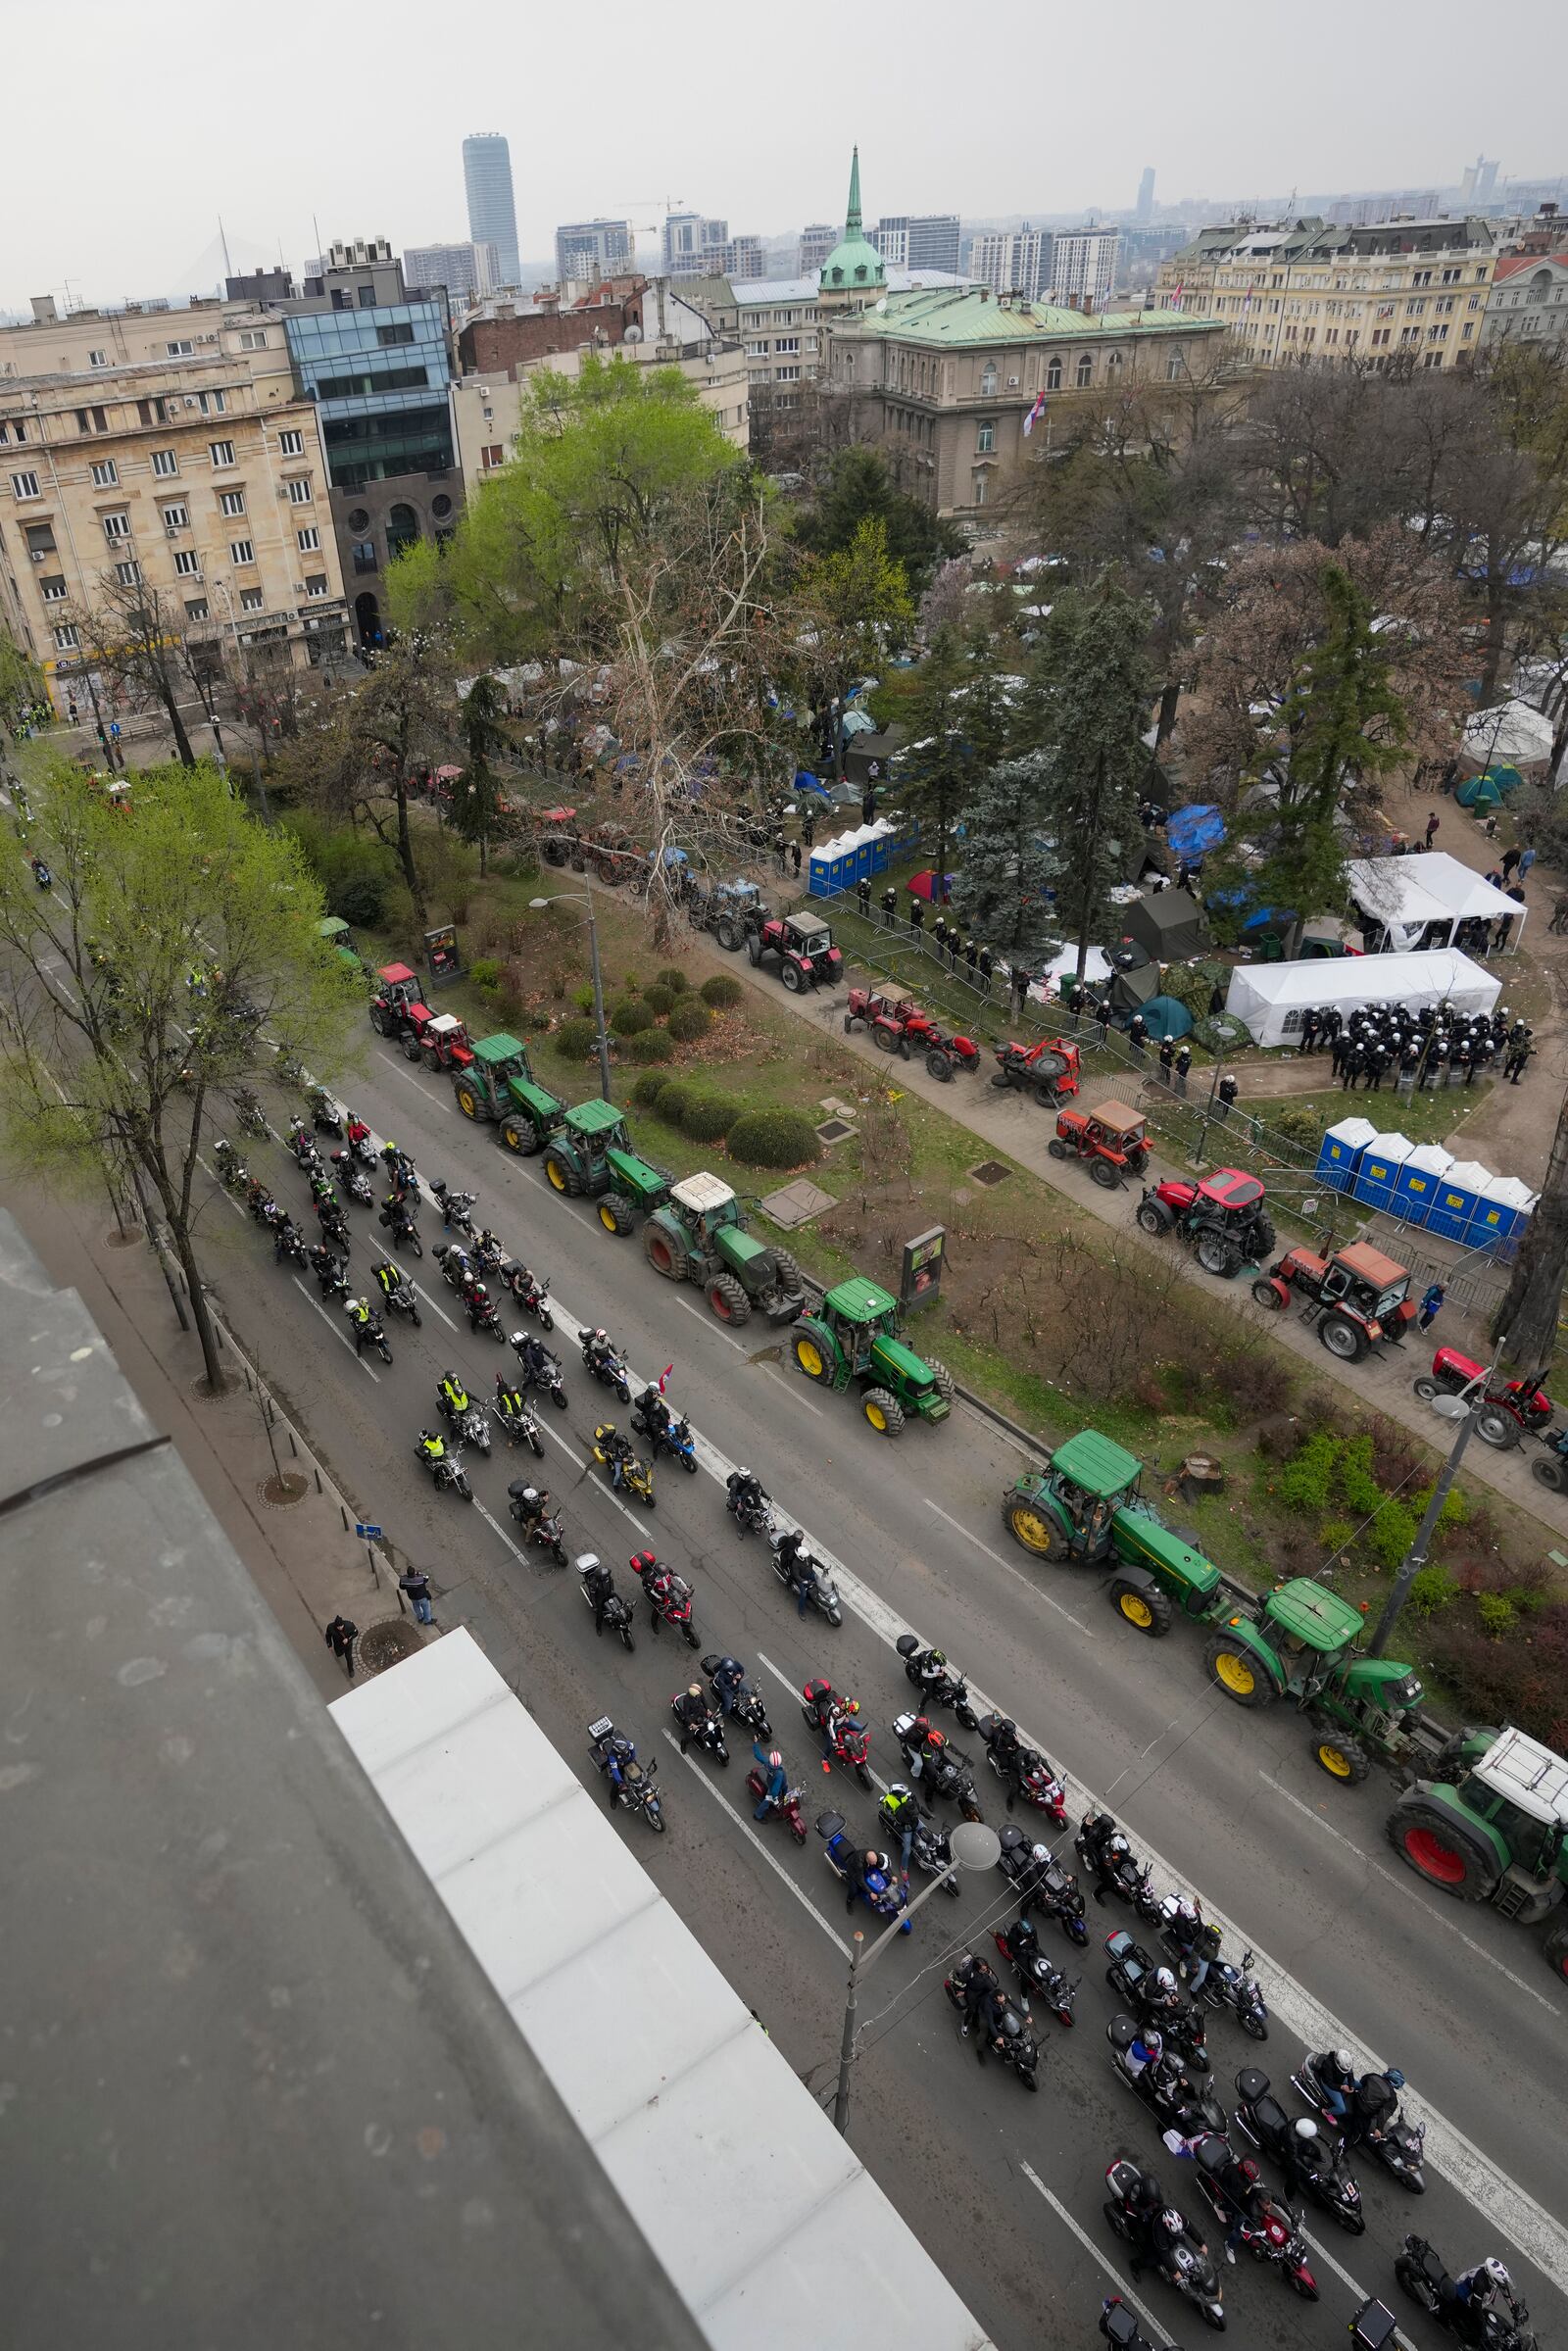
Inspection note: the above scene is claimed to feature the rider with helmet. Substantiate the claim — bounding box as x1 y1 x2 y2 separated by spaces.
952 1950 1004 2054
710 1655 748 1716
345 1297 375 1353
1283 2116 1332 2201
726 1465 766 1521
752 1744 788 1822
1083 1813 1132 1904
673 1683 711 1754
594 1422 636 1489
583 1327 615 1375
878 1782 921 1869
1312 2047 1357 2123
1345 2064 1404 2149
635 1383 671 1444
1143 1966 1184 2023
1453 2258 1522 2338
773 1526 814 1616
579 1552 615 1634
1160 1893 1213 1993
438 1370 470 1422
510 1482 548 1531
493 1369 528 1424
416 1429 446 1468
513 1330 554 1387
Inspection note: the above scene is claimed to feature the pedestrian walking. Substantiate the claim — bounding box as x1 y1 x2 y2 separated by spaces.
1519 846 1538 881
1174 1043 1192 1099
1009 962 1029 1016
399 1571 436 1626
1484 867 1505 892
1158 1036 1175 1088
325 1614 359 1678
1500 846 1522 883
1505 1032 1533 1084
1548 895 1568 936
1424 810 1439 848
1417 1282 1446 1334
857 874 871 919
790 839 802 879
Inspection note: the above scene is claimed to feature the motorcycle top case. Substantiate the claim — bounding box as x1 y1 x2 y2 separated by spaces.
588 1716 614 1743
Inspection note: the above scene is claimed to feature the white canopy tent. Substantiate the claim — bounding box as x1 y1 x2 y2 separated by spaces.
1347 851 1526 953
1225 948 1499 1049
1462 699 1555 768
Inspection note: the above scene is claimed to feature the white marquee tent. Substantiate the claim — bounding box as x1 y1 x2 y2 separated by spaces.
1346 851 1527 953
1225 948 1499 1049
1462 699 1555 768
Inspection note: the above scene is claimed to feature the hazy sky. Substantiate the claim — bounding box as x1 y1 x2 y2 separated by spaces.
3 0 1560 313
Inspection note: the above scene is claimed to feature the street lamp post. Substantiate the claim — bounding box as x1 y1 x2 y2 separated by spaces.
1368 1352 1503 1656
531 889 612 1102
831 1818 1000 2138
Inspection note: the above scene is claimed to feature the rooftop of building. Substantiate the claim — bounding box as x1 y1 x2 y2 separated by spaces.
1494 250 1568 281
1171 214 1498 265
836 284 1223 346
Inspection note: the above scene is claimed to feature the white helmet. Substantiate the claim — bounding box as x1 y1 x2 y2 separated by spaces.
1294 2118 1319 2144
1481 2260 1511 2293
1333 2047 1354 2075
1153 1968 1177 1995
1031 1843 1051 1866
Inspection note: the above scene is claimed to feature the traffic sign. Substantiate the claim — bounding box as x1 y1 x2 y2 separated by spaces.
356 1523 383 1541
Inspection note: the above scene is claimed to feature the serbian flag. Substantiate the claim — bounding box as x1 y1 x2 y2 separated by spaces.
1022 386 1048 438
1171 280 1184 310
657 1363 673 1394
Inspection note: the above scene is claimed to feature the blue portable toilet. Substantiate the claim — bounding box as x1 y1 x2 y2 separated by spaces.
1468 1174 1536 1252
1315 1116 1377 1194
1426 1158 1490 1244
1393 1143 1453 1228
1353 1132 1414 1215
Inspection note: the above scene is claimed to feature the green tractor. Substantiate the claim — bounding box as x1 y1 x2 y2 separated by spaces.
1003 1431 1224 1638
542 1099 671 1236
1388 1725 1568 1980
789 1277 955 1436
1203 1579 1427 1785
452 1032 567 1157
643 1172 807 1327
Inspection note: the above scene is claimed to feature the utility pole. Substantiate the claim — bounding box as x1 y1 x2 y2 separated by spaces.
1368 1360 1499 1655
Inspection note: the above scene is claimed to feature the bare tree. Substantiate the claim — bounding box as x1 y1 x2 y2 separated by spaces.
71 574 214 765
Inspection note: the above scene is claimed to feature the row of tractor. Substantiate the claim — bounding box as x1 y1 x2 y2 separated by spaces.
1000 1428 1568 1980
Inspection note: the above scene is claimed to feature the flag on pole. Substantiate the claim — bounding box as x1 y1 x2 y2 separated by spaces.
1022 386 1048 438
1171 281 1185 311
657 1363 673 1394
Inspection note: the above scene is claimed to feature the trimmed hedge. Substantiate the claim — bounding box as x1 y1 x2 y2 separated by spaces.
656 966 690 996
551 1017 598 1059
627 1027 675 1064
611 998 654 1036
726 1107 821 1169
632 1071 671 1109
642 983 676 1017
701 972 744 1009
651 1078 694 1124
667 997 711 1043
682 1095 742 1143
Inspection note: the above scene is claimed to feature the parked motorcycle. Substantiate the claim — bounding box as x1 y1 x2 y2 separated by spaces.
671 1691 729 1765
745 1763 807 1841
416 1436 471 1500
803 1680 872 1788
818 1810 909 1927
493 1389 544 1455
1395 2237 1536 2351
893 1714 983 1819
1105 2015 1225 2136
635 1555 700 1645
994 1915 1079 2027
895 1634 978 1730
997 1824 1089 1944
588 1718 665 1833
591 1428 656 1508
978 1714 1067 1825
1104 1930 1210 2072
329 1150 373 1206
306 1088 342 1138
580 1562 636 1652
580 1332 631 1403
769 1531 843 1625
231 1088 268 1139
1186 2134 1318 2301
1099 2297 1161 2351
1102 2159 1225 2331
632 1398 699 1474
508 1483 567 1566
701 1653 771 1739
1232 2067 1365 2232
944 1972 1041 2089
499 1261 555 1330
1292 2052 1425 2190
432 1180 477 1236
1161 1918 1270 2042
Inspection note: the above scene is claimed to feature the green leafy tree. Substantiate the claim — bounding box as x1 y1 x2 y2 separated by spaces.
795 515 913 781
0 623 47 723
946 750 1063 960
0 759 357 1392
796 446 962 595
451 673 514 877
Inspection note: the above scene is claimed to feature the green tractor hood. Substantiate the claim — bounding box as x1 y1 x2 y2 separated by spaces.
871 1333 950 1418
605 1144 670 1208
1338 1656 1423 1712
1110 1508 1222 1615
715 1226 774 1278
507 1073 565 1123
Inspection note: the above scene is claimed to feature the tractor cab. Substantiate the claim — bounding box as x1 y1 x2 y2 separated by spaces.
1391 1725 1568 1932
668 1170 745 1244
1040 1429 1143 1562
417 1011 474 1070
1052 1099 1149 1185
318 916 362 973
369 962 430 1039
1206 1578 1425 1775
650 1173 808 1324
792 1276 954 1432
785 914 834 964
1256 1240 1415 1361
1444 1727 1568 1886
1319 1244 1412 1327
543 1099 669 1227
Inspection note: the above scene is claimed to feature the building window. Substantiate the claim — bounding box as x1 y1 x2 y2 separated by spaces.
278 428 304 456
102 512 131 541
238 329 268 350
210 440 235 468
114 559 142 585
977 421 996 452
166 339 194 357
980 362 999 396
163 503 189 530
54 623 80 651
39 576 67 602
774 366 801 381
75 406 110 434
745 341 767 357
305 575 329 598
480 445 504 470
431 494 453 518
88 348 108 367
352 540 377 574
184 600 209 621
198 389 226 416
1076 355 1093 387
219 489 246 517
386 503 420 559
297 525 320 552
775 337 800 355
151 448 178 477
173 550 201 576
286 477 313 504
971 468 989 507
376 321 416 347
1165 355 1185 380
11 470 41 500
230 538 256 565
239 586 265 612
1046 358 1062 391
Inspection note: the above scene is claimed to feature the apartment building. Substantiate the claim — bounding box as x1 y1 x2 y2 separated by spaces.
663 213 729 275
403 241 501 304
555 220 636 284
969 227 1054 302
1484 252 1568 352
1152 215 1497 367
1051 226 1121 308
797 224 836 275
0 309 346 705
872 215 962 274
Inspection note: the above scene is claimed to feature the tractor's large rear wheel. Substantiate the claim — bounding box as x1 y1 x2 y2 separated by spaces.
1205 1637 1274 1707
1319 1315 1366 1363
1311 1726 1371 1784
543 1151 582 1197
1110 1580 1173 1637
861 1388 905 1437
1388 1802 1497 1900
644 1228 689 1281
1137 1200 1172 1237
1196 1230 1244 1279
597 1193 637 1236
1090 1157 1119 1191
401 1035 422 1062
771 1249 805 1299
708 1273 751 1325
1543 1919 1568 1984
715 918 739 951
1004 1497 1067 1559
781 962 804 993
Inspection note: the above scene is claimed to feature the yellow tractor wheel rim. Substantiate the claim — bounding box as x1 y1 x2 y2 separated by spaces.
864 1399 888 1431
457 1091 476 1118
796 1338 823 1377
1119 1592 1154 1629
1318 1742 1353 1778
547 1161 566 1191
1009 1506 1054 1555
598 1203 617 1231
1214 1649 1255 1695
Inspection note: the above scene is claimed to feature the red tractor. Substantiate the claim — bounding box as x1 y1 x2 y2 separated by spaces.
1049 1100 1151 1189
991 1035 1081 1106
538 808 584 869
1414 1347 1554 1451
368 962 430 1042
403 1009 475 1072
1137 1167 1275 1279
746 909 843 993
1251 1240 1416 1363
844 990 981 1080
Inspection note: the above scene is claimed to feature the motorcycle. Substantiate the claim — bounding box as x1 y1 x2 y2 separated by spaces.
416 1437 471 1501
247 1180 278 1224
346 1126 377 1167
214 1140 248 1193
1075 1814 1160 1922
769 1531 843 1626
381 1145 418 1193
1232 2067 1365 2233
725 1474 773 1537
944 1973 1041 2090
314 1255 350 1302
508 1491 568 1568
632 1399 699 1475
1106 2015 1225 2136
432 1180 477 1236
493 1391 544 1456
701 1653 771 1739
316 1200 351 1254
1104 1930 1209 2072
1099 2298 1160 2351
511 1335 568 1410
1395 2237 1536 2351
591 1430 656 1508
636 1557 699 1645
432 1243 472 1295
329 1151 373 1206
580 1334 631 1404
1162 1920 1269 2043
466 1283 506 1343
232 1088 269 1139
997 1824 1089 1945
287 1118 319 1167
348 1305 393 1365
671 1692 729 1765
1185 2135 1318 2302
1292 2052 1425 2191
892 1714 982 1819
376 1273 421 1328
745 1763 807 1841
306 1088 342 1138
471 1232 505 1279
437 1389 492 1457
1102 2160 1225 2332
905 1813 962 1895
499 1261 555 1330
817 1810 909 1927
273 1224 308 1269
588 1718 665 1833
803 1681 872 1788
895 1634 979 1731
378 1201 422 1255
580 1564 636 1652
978 1713 1067 1825
994 1915 1079 2027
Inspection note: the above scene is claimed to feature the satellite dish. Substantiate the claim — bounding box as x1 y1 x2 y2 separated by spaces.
622 322 643 342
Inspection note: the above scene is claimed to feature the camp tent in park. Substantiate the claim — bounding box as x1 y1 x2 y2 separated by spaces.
1116 886 1209 963
1347 852 1527 954
1224 948 1499 1050
1462 699 1555 771
1166 803 1226 866
1107 960 1162 1021
1142 993 1195 1042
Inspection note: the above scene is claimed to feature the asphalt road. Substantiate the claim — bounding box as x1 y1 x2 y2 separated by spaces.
193 1033 1568 2350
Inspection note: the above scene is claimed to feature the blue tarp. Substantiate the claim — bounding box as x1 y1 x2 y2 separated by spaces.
1166 804 1226 861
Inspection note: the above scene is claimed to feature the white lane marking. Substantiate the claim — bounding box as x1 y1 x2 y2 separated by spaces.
383 1057 447 1103
472 1498 526 1563
661 1731 850 1957
1295 2223 1380 2310
678 1295 744 1350
756 1649 890 1797
291 1277 380 1382
762 1363 822 1416
923 1497 1095 1636
1018 2164 1172 2346
1259 1772 1564 2019
415 1283 459 1332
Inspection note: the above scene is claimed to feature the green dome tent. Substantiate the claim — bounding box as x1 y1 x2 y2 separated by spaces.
1142 994 1196 1042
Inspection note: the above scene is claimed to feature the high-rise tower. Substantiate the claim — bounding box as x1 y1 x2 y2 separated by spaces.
463 133 520 291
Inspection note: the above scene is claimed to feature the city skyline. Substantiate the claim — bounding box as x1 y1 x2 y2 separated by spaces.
0 0 1561 314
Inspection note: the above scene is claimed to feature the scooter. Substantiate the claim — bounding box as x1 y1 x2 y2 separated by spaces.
770 1531 843 1625
817 1810 909 1927
746 1765 807 1841
671 1692 729 1765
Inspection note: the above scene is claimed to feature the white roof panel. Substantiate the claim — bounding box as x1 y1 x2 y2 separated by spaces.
671 1172 735 1214
426 1011 465 1035
1474 1725 1568 1826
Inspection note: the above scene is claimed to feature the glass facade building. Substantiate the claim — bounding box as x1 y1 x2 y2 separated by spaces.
464 134 521 292
282 305 453 491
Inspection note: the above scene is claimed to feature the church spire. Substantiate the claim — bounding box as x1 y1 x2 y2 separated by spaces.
846 146 863 235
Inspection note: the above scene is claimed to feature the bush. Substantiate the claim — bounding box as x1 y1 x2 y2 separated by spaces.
657 966 689 996
1318 1517 1356 1556
551 1017 598 1059
1408 1563 1459 1615
651 1079 693 1125
289 819 396 928
1278 1431 1339 1515
701 972 744 1009
1270 1102 1325 1151
726 1107 821 1169
470 956 503 995
1362 1499 1419 1575
682 1094 742 1142
627 1027 674 1064
1476 1592 1518 1640
611 998 654 1036
1205 1344 1292 1423
632 1071 671 1109
668 997 712 1043
642 983 676 1017
571 984 595 1014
